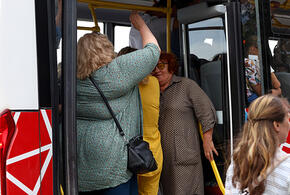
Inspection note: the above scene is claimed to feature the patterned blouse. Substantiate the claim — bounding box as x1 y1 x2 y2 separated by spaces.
76 43 160 192
245 58 261 98
225 149 290 195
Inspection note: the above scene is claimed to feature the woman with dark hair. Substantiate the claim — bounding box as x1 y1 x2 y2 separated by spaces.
225 95 290 194
152 52 218 195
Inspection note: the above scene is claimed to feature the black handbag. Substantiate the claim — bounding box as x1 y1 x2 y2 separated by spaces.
89 76 157 174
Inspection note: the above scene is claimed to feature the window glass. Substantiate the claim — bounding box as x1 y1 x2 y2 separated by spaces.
114 25 130 52
270 38 290 102
57 21 104 64
269 0 290 35
188 29 226 61
187 17 226 118
188 17 223 29
77 21 104 40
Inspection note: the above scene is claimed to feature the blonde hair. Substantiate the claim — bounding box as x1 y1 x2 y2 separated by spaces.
231 95 289 194
77 33 115 80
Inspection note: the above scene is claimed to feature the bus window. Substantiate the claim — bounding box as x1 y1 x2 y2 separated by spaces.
188 17 226 61
57 21 104 64
269 0 290 35
271 38 290 102
114 25 131 52
77 21 104 39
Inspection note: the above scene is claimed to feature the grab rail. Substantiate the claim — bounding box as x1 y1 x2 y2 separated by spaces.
77 0 172 52
199 123 225 195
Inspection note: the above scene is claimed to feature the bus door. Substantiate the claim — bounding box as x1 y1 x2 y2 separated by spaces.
178 1 245 191
257 0 290 153
0 0 63 194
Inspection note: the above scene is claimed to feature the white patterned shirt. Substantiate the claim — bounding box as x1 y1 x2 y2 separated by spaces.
225 149 290 195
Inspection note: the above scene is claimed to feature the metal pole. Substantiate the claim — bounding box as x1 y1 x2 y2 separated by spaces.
166 0 171 52
62 0 78 193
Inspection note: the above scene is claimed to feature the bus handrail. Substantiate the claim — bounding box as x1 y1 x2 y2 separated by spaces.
198 123 225 195
77 0 172 52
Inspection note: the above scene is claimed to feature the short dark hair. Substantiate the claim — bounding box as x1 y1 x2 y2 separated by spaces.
117 46 137 56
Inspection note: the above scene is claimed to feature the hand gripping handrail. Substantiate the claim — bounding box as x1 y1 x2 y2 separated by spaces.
199 123 225 195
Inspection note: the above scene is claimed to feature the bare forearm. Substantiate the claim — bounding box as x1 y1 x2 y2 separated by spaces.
55 0 62 27
203 128 218 161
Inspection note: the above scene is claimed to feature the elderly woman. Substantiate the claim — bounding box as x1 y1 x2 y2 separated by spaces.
76 12 160 194
225 95 290 194
151 52 218 195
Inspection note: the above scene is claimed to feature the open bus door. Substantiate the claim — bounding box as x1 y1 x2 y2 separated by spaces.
178 1 245 193
257 0 290 153
0 0 78 194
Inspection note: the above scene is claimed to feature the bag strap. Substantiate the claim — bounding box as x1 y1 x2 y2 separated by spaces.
89 76 125 137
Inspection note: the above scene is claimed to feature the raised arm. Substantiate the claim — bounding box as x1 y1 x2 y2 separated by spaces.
130 11 160 51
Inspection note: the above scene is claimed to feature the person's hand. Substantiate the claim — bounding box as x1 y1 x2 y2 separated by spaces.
129 11 146 31
130 10 160 50
271 88 282 96
203 129 218 161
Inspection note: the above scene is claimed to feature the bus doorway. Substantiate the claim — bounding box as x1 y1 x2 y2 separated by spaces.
178 2 245 194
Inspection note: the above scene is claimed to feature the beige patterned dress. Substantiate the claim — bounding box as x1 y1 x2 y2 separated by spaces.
159 75 217 195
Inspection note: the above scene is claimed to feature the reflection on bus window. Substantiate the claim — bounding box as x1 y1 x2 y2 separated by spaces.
270 0 290 35
114 25 130 52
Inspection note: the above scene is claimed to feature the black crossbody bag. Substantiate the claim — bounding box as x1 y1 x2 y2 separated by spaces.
89 76 157 174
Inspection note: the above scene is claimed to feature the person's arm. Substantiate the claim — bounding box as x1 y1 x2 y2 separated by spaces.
130 11 160 51
203 128 218 161
271 88 282 96
55 0 62 27
251 83 262 96
188 80 218 161
271 72 282 96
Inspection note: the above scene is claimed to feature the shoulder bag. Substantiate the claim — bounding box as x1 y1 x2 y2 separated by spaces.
89 76 157 174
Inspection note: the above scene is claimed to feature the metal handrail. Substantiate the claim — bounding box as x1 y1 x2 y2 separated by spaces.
199 123 225 195
77 0 172 52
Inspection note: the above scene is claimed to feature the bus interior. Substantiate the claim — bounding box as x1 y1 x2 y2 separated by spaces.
39 0 290 194
0 0 289 194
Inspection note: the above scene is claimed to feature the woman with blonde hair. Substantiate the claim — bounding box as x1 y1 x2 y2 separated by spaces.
225 94 290 194
118 46 163 195
77 12 160 195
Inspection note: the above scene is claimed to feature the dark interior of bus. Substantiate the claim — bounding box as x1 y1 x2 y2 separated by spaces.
34 0 290 194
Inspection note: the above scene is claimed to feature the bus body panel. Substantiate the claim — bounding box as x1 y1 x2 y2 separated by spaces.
282 132 290 153
0 0 39 112
6 110 53 194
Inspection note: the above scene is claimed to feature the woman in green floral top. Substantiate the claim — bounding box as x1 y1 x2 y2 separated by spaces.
76 12 160 194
